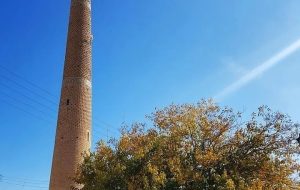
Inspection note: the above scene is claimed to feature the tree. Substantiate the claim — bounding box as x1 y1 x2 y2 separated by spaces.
74 100 300 190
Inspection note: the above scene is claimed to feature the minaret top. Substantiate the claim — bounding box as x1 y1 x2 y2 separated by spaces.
63 0 92 81
71 0 91 9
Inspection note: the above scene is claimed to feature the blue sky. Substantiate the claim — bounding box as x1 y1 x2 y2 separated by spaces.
1 0 300 189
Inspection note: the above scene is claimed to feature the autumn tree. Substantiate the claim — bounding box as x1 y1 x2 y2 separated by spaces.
74 100 300 190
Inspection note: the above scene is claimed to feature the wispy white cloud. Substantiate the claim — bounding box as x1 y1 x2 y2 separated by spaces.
215 38 300 101
221 57 247 76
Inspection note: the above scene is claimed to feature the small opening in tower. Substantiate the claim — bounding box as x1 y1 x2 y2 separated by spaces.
87 132 90 142
66 99 70 105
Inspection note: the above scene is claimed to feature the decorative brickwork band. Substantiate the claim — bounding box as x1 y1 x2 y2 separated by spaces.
49 0 92 189
63 77 92 88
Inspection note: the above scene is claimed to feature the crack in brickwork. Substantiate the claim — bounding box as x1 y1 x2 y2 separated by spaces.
50 0 92 189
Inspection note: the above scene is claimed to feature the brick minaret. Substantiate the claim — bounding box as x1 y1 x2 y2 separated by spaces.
50 0 92 189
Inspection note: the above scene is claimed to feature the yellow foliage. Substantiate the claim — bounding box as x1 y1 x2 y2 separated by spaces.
75 100 300 190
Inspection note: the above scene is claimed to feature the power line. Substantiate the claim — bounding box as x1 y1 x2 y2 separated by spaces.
0 94 56 123
0 181 47 189
0 78 119 136
0 65 58 99
0 97 55 125
0 95 116 137
0 95 117 137
93 120 120 134
0 65 121 137
0 174 82 189
1 178 47 185
94 119 120 133
0 74 58 105
0 82 55 112
0 174 48 183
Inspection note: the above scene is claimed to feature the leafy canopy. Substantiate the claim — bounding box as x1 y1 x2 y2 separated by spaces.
75 100 300 190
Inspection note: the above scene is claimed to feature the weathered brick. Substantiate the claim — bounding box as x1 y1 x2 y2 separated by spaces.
49 0 92 189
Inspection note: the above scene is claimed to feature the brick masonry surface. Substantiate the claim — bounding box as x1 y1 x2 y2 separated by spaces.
50 0 92 189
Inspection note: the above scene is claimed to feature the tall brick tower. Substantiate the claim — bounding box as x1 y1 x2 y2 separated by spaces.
50 0 92 189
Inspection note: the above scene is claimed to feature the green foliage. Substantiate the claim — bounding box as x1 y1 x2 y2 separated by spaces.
74 100 300 190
